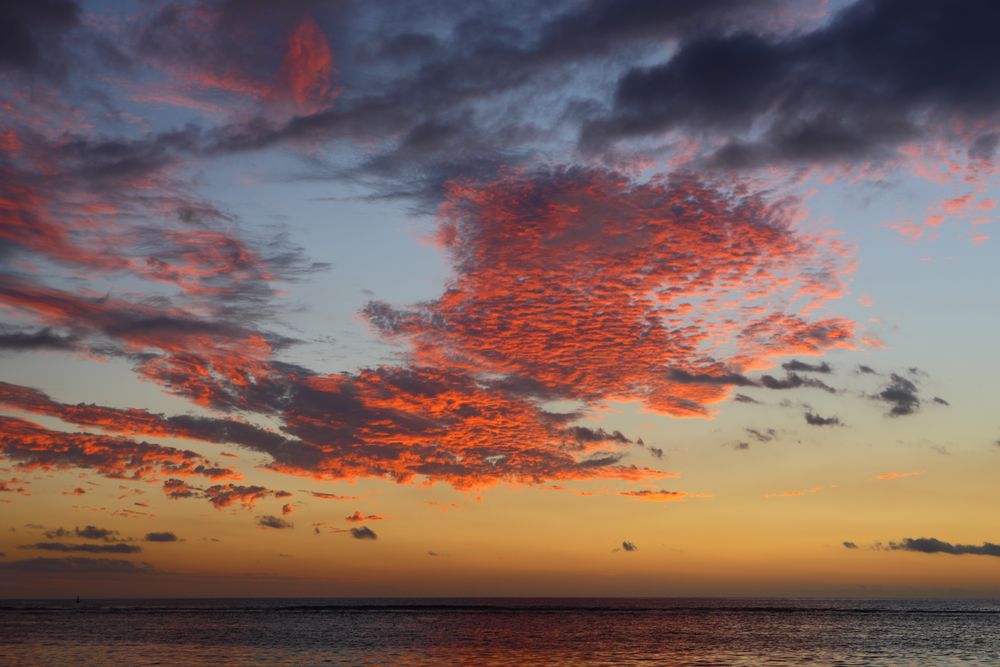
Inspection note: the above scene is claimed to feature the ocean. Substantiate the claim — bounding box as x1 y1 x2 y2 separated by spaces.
1 598 997 665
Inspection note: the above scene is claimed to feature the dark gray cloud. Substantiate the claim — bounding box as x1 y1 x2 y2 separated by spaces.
19 542 141 554
873 373 921 416
804 412 841 427
667 369 754 386
842 541 858 549
350 526 378 540
0 1 79 74
621 540 638 552
856 365 878 375
256 515 293 530
759 373 836 394
583 0 1000 166
733 393 760 404
0 327 79 352
781 360 832 374
144 532 178 542
0 557 153 573
885 537 1000 557
74 525 117 541
745 428 776 443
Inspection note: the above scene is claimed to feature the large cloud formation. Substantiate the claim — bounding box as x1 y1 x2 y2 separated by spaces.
0 0 987 499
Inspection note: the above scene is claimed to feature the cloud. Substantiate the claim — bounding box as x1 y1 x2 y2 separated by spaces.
350 526 377 540
256 515 293 530
804 412 841 427
856 365 878 375
0 416 238 483
0 327 79 352
842 541 858 549
872 373 921 416
367 168 853 419
619 489 687 502
781 360 832 374
307 491 359 501
19 542 140 554
745 428 777 444
0 1 79 75
345 511 384 523
161 479 291 510
0 557 154 573
582 0 1000 167
74 525 117 541
0 4 868 499
621 541 638 552
764 485 821 499
758 373 837 394
884 537 1000 557
144 532 178 542
875 471 922 481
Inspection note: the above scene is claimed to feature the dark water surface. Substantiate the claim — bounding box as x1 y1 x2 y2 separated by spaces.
1 597 998 665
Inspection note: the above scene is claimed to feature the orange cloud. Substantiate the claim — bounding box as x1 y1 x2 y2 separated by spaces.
875 471 922 481
368 169 855 417
0 416 238 482
764 485 822 499
345 511 384 523
618 489 688 502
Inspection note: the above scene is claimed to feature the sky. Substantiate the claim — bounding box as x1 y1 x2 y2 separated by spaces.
0 0 999 599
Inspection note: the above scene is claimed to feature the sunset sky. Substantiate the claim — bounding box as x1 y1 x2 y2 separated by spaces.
1 0 999 598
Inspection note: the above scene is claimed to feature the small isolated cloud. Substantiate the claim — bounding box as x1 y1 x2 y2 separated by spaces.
345 511 384 523
619 489 687 502
933 397 950 406
759 373 837 394
620 541 638 552
144 532 178 542
764 485 821 499
856 365 878 375
782 360 832 374
733 393 760 404
804 412 841 427
306 491 360 501
884 537 1000 557
350 526 378 540
875 471 922 481
281 503 294 516
256 515 293 530
74 525 118 541
842 541 859 549
872 373 921 416
745 428 776 443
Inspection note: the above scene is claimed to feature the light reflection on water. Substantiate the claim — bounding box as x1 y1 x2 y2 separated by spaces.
1 598 998 666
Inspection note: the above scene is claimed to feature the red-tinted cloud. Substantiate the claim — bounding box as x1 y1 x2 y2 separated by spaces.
368 169 855 417
276 17 339 114
160 478 290 510
0 416 237 481
619 489 688 502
